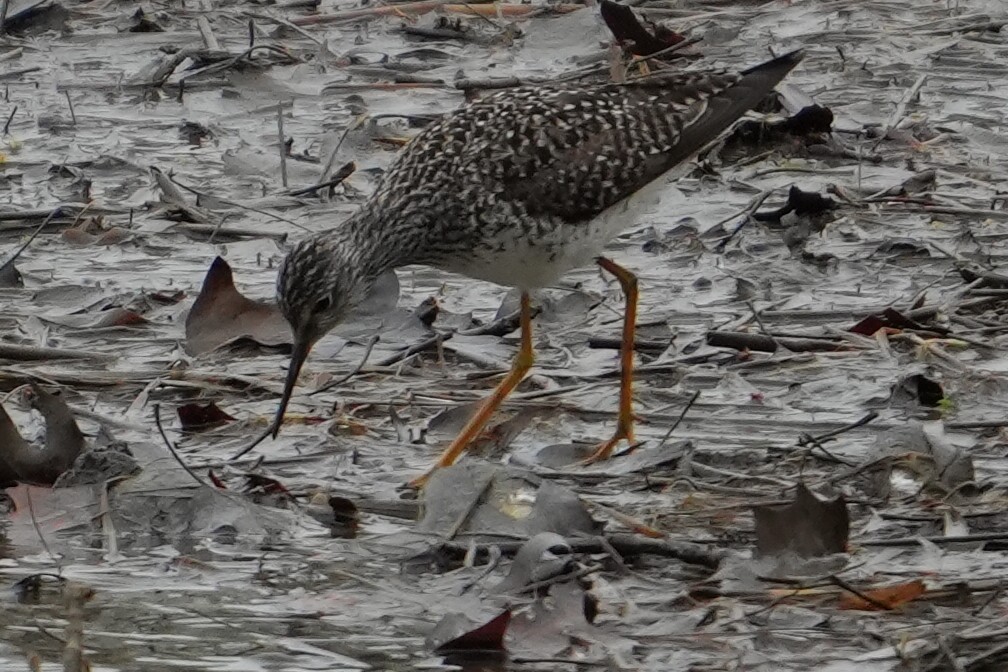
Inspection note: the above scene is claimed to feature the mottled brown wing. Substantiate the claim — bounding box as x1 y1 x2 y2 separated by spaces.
465 50 803 223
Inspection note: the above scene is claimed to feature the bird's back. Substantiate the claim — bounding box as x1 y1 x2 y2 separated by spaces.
371 50 803 228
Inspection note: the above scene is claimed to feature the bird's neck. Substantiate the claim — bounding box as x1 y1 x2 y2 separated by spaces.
340 199 427 281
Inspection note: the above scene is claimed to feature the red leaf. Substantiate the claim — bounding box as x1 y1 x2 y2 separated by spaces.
839 580 926 611
244 473 291 496
177 402 235 432
435 610 512 653
207 470 228 489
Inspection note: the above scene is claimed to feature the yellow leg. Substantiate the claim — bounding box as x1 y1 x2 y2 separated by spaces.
582 257 638 464
408 292 535 488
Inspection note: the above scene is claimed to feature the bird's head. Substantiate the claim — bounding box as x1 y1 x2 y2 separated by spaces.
269 234 371 438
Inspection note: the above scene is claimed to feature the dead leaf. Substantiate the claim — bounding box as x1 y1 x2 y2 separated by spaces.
0 385 86 486
61 228 99 246
508 581 620 657
24 384 86 483
890 373 944 408
849 307 938 336
494 532 573 594
753 483 849 558
0 215 50 288
45 307 148 329
32 284 111 316
430 609 511 653
177 402 235 432
419 464 601 539
304 494 359 539
752 185 836 223
185 256 292 355
865 420 975 498
60 217 130 247
0 257 22 287
0 403 29 486
535 439 688 473
243 473 292 497
52 445 140 488
599 0 685 56
839 579 926 611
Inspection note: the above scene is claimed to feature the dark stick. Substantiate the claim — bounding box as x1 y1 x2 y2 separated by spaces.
439 532 728 569
230 425 272 461
311 334 380 395
828 575 896 610
3 104 16 134
63 91 76 124
860 531 1008 547
658 389 700 446
459 306 540 337
277 102 288 189
706 330 844 353
153 403 210 488
288 161 356 196
587 336 669 354
802 411 878 444
377 332 453 367
0 208 61 273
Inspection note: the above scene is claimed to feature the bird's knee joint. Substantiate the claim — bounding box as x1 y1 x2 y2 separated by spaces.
515 350 535 370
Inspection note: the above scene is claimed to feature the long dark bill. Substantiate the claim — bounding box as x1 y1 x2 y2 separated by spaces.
270 333 313 439
230 332 313 461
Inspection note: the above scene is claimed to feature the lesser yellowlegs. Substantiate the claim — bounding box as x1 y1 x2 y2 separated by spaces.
270 49 804 486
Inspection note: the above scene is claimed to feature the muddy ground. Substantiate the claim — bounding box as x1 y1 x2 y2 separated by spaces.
1 0 1008 670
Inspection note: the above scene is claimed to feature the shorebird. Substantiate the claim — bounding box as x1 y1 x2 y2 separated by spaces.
269 49 803 486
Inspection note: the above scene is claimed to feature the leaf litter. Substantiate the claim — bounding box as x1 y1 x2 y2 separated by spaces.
1 0 1008 670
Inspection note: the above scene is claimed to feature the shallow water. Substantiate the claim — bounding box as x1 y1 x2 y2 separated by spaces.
2 0 1008 670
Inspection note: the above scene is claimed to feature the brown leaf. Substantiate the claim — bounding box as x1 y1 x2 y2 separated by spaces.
753 483 849 558
61 228 99 246
177 402 235 432
0 385 86 486
848 314 888 337
95 227 131 246
599 0 684 56
839 579 926 611
46 307 148 329
432 609 512 653
304 494 359 539
243 473 291 496
61 222 131 247
327 495 359 539
0 403 29 486
849 307 938 336
184 256 292 355
27 384 86 478
90 307 147 328
780 105 835 135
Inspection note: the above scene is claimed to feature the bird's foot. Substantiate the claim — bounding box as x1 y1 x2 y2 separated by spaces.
578 431 632 466
405 467 437 490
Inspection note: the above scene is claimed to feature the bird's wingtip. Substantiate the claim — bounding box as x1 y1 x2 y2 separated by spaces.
743 48 805 76
775 48 805 65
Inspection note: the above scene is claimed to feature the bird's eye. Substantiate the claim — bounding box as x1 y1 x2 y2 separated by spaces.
314 297 332 313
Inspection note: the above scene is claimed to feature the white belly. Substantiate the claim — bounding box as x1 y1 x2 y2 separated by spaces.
441 175 670 290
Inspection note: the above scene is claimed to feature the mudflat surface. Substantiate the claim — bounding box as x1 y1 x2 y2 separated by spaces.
1 0 1008 670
